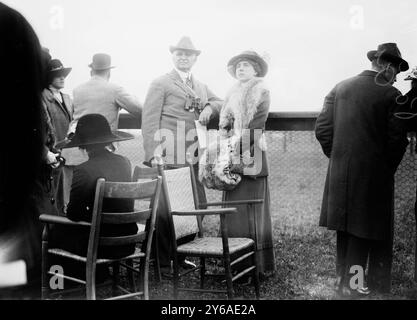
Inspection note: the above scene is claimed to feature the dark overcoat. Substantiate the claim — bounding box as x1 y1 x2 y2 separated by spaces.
50 150 138 258
315 70 408 241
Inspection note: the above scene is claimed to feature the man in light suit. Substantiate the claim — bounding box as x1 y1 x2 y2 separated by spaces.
141 36 222 270
66 53 142 166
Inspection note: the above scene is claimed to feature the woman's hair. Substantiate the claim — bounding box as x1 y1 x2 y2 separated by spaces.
0 3 45 280
234 59 261 76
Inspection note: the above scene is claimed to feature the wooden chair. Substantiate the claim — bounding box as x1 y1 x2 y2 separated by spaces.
132 166 163 282
159 165 261 300
40 177 162 300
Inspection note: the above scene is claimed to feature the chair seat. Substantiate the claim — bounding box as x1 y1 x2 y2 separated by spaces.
48 247 145 264
177 237 254 257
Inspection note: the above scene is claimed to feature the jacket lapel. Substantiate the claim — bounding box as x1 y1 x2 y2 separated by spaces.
169 69 198 97
51 91 72 121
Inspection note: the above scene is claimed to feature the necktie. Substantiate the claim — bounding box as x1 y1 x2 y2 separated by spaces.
186 76 193 89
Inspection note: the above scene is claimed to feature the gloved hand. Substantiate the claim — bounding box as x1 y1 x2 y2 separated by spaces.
199 105 213 125
46 151 60 169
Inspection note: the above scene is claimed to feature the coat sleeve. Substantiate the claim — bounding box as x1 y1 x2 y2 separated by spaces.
315 87 336 158
141 80 166 162
205 85 223 116
114 85 142 118
66 167 94 222
386 88 409 173
396 87 417 132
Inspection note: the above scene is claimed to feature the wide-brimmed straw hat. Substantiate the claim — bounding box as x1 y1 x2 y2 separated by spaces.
227 51 268 78
367 43 409 72
169 36 201 56
48 59 72 78
56 114 134 149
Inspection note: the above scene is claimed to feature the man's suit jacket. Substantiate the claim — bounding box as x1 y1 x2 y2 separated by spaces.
71 76 142 131
315 70 409 241
50 150 138 258
141 70 222 165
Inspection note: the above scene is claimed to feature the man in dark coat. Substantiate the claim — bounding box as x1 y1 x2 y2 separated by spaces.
315 43 417 296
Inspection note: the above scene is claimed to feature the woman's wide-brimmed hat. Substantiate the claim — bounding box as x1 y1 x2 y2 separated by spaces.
367 43 409 72
48 59 72 78
56 114 134 149
169 36 201 56
227 51 268 78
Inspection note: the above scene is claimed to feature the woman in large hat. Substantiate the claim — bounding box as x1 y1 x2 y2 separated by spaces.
40 58 74 217
49 114 138 282
200 51 275 278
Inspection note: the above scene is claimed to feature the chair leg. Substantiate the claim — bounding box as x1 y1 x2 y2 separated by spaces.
126 259 137 293
112 262 120 297
173 256 180 299
224 255 234 300
86 262 97 300
200 257 206 289
153 234 162 282
41 240 49 300
137 256 149 300
252 248 260 299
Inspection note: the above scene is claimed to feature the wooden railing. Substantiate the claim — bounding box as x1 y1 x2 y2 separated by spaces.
119 112 320 131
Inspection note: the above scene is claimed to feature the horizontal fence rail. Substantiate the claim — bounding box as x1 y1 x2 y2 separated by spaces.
119 112 321 131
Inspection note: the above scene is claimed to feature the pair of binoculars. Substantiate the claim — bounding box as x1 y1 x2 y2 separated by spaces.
185 95 202 112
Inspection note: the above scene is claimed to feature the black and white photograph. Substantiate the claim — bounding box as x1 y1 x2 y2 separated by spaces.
1 0 417 305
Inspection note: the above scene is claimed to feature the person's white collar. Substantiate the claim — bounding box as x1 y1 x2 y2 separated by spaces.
49 86 63 103
174 68 192 83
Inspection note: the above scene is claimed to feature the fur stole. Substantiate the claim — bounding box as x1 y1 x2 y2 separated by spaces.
219 78 269 136
199 78 269 191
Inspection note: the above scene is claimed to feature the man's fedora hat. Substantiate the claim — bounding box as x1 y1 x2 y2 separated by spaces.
169 36 201 56
48 59 72 78
367 43 409 72
227 51 268 78
88 53 115 70
56 114 134 149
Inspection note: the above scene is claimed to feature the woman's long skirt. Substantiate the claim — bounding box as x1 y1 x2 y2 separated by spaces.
223 176 275 274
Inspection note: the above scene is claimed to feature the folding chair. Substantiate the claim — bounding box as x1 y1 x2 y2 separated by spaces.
40 177 162 300
160 165 260 300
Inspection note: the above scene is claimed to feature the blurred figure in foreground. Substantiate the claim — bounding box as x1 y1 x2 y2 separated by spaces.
0 3 46 298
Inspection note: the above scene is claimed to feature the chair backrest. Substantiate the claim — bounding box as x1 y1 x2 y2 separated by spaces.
161 166 200 240
86 177 162 264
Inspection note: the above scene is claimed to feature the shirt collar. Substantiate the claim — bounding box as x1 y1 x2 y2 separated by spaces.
174 68 192 83
49 86 63 103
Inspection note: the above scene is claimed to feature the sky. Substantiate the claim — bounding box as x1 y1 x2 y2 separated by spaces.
4 0 417 111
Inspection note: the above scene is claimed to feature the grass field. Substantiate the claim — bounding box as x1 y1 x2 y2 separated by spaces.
60 131 417 300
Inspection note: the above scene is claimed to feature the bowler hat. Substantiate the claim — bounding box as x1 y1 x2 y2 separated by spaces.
56 114 134 149
48 59 72 78
88 53 115 70
367 43 409 72
227 51 268 78
169 36 201 56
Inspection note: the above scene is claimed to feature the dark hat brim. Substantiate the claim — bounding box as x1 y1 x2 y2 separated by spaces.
49 67 72 78
169 46 201 56
367 50 409 72
227 53 268 78
56 130 134 149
